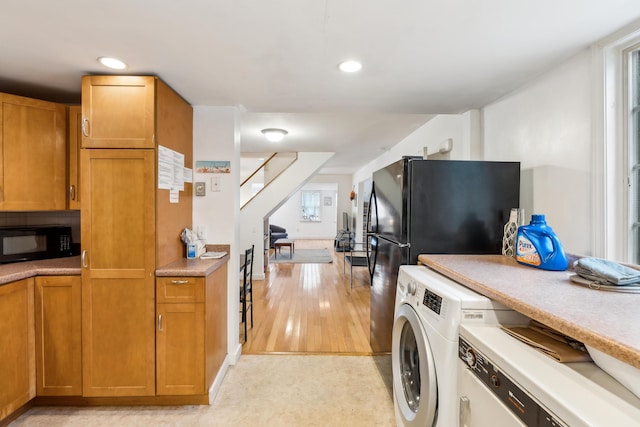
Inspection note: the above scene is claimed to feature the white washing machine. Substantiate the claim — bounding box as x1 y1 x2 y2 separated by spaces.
392 265 526 427
458 323 640 427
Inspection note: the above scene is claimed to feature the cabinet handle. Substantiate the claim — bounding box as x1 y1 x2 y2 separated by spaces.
69 185 76 201
158 314 163 332
81 118 89 137
81 250 88 268
170 279 189 284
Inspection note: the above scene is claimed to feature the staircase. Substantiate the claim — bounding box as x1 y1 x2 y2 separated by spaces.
239 151 335 277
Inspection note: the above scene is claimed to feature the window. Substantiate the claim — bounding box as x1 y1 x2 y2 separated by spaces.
600 28 640 263
300 191 321 222
629 46 640 263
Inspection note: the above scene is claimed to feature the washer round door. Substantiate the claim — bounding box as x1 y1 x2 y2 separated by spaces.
392 303 438 427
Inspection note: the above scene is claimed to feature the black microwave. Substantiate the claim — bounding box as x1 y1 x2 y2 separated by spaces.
0 225 74 264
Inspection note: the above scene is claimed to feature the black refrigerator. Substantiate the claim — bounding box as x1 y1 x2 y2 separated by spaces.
366 158 520 353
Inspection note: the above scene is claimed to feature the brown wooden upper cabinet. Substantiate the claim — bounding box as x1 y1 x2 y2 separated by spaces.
81 75 156 148
67 106 81 209
0 93 66 210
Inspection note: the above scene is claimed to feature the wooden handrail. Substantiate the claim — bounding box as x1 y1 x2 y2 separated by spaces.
241 153 278 187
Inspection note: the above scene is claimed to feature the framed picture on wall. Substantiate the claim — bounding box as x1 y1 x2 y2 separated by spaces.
324 196 332 206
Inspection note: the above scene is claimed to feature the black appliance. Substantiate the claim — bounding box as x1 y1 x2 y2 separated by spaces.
366 158 520 352
0 225 74 264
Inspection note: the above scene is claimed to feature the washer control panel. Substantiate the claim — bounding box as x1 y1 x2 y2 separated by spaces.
422 289 443 315
458 337 567 427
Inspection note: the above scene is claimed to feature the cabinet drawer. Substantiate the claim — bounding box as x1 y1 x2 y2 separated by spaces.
156 277 204 303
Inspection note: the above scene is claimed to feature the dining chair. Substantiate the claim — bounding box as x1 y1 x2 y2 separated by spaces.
343 242 369 289
240 245 254 342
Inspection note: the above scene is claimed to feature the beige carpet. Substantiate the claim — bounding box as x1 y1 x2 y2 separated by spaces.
10 354 395 427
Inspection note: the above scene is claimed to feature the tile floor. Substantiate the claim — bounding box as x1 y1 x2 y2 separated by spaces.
10 354 395 427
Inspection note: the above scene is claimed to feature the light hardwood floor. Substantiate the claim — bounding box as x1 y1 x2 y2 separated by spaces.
241 239 373 354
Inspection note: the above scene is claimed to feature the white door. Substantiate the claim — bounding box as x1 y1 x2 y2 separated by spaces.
392 303 438 426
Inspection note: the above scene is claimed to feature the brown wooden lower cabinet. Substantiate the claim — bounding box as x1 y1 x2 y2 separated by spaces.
1 260 228 424
34 276 82 396
0 278 35 420
156 263 228 396
156 302 205 395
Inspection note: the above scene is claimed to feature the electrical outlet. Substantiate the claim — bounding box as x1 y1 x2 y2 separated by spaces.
197 226 207 240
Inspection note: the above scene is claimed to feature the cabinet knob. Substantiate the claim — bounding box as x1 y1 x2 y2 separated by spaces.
170 279 189 284
158 314 163 332
69 185 76 201
81 250 88 268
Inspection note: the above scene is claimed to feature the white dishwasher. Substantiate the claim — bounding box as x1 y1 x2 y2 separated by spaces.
457 323 640 427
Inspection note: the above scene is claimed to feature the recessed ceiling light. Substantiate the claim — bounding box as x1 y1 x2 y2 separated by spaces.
338 60 362 73
261 128 288 143
97 56 127 70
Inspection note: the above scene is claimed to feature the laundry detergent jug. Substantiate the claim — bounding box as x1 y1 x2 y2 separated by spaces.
515 214 568 271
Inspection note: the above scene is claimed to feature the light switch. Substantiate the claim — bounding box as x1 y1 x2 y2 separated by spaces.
211 176 221 192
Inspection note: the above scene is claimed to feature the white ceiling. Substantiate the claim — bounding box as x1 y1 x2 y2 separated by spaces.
2 0 640 174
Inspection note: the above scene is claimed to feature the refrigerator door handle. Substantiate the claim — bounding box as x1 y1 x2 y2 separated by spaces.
367 233 377 284
366 187 378 234
375 234 410 248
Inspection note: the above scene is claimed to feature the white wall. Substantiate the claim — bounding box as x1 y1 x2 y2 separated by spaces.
270 183 338 239
311 174 354 230
352 112 477 185
192 106 242 362
482 49 593 256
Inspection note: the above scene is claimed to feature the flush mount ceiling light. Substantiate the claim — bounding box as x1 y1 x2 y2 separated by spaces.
261 128 288 143
97 56 128 70
338 60 362 73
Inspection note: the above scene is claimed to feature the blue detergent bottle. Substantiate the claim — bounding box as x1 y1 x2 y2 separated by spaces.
515 214 568 271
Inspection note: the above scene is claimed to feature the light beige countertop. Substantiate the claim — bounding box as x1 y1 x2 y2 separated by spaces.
156 244 230 277
155 255 229 277
0 244 231 284
0 256 81 285
418 254 640 369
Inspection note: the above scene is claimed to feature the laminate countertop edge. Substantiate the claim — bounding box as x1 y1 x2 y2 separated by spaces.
155 254 229 277
0 256 82 285
418 254 640 370
0 247 231 285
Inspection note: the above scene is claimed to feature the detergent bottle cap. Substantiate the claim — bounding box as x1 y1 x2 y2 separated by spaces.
530 214 547 225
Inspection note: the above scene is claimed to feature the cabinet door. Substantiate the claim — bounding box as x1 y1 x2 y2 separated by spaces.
81 149 156 397
67 106 81 209
156 303 205 395
0 278 35 420
34 276 82 396
0 93 66 210
81 76 155 149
